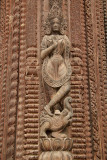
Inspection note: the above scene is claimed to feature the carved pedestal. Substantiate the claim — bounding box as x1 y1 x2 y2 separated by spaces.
39 138 73 160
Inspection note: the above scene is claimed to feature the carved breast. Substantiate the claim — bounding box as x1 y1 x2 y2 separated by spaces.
42 35 71 88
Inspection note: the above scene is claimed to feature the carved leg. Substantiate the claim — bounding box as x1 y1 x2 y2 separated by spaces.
45 82 71 115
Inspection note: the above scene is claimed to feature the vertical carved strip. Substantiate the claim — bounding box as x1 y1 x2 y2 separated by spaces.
103 1 107 159
0 0 10 159
84 0 102 159
70 1 86 159
6 0 20 159
15 0 26 159
95 0 106 159
70 0 93 159
80 1 93 160
24 48 39 160
63 0 69 36
24 1 39 159
1 0 10 159
103 0 107 55
0 0 6 156
0 6 2 149
70 51 86 160
39 0 47 110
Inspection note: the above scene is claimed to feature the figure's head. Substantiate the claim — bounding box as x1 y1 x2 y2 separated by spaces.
51 18 60 33
44 3 67 35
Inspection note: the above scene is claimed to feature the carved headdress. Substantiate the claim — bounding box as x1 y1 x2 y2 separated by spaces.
49 0 63 8
44 0 67 35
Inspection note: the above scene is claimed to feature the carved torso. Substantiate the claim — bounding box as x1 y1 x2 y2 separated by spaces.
41 35 72 87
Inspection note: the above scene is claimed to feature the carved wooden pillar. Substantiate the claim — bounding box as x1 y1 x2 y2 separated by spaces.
0 0 107 160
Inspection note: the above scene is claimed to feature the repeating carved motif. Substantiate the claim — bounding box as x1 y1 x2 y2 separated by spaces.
1 0 11 159
103 0 107 56
0 0 6 157
84 1 101 159
6 0 20 159
95 1 107 159
80 1 94 160
103 1 107 159
15 0 26 159
24 47 39 160
84 0 107 159
23 1 39 159
70 0 93 160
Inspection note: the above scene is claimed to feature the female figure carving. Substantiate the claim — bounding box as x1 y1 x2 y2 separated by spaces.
39 3 73 160
41 4 71 116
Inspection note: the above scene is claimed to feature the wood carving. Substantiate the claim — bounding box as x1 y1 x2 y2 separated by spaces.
39 1 73 159
0 0 106 160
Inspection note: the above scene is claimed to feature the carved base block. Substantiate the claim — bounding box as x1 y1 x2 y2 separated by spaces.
40 138 73 151
39 138 73 160
39 151 73 160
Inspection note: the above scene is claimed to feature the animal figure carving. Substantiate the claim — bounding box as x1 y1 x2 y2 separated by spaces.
40 97 73 138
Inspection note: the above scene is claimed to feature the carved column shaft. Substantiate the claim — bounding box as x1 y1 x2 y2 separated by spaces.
0 0 106 160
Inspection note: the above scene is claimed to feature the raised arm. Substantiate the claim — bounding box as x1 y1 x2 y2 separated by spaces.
41 43 57 60
41 36 58 60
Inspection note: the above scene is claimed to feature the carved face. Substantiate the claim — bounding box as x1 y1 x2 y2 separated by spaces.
51 18 60 32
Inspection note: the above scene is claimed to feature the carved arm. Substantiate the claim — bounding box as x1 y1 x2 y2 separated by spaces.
41 43 57 60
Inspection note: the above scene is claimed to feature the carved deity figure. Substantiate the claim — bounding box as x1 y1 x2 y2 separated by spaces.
41 4 72 116
39 2 73 160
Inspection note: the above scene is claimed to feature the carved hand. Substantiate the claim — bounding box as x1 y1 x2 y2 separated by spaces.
41 41 58 60
57 39 65 55
52 40 58 49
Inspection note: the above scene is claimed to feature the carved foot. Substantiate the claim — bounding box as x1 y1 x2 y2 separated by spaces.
44 105 53 116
